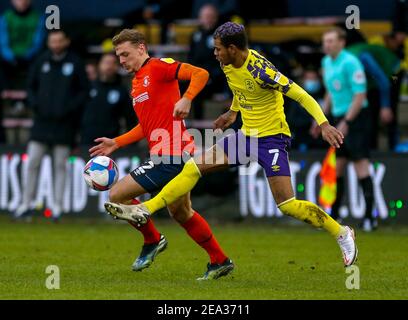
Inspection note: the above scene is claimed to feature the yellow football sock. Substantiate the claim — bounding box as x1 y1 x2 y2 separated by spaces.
143 158 202 214
278 198 345 237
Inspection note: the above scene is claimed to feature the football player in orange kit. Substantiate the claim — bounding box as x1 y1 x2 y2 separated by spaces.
89 29 233 280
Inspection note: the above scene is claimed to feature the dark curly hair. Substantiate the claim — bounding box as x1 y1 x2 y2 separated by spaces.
213 22 248 50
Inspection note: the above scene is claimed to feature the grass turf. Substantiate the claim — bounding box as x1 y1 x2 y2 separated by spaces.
0 216 407 300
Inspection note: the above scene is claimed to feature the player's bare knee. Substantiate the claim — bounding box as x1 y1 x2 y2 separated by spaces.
108 186 122 203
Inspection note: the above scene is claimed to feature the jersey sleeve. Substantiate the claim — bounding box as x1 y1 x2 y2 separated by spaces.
114 124 144 147
345 57 367 95
154 58 182 82
285 82 328 126
177 63 209 100
250 61 294 94
230 95 240 111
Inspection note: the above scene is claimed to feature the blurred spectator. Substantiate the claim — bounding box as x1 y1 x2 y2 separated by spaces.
287 68 326 150
238 0 288 23
393 0 408 42
0 0 45 89
14 30 89 220
80 53 135 147
187 4 227 119
347 43 401 150
192 0 239 23
85 60 98 82
316 27 376 232
335 22 367 46
123 0 192 44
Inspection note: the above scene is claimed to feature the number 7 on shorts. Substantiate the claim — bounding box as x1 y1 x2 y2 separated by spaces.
268 149 280 166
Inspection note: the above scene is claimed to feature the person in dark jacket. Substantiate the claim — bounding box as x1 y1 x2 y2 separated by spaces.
14 30 89 220
80 53 135 146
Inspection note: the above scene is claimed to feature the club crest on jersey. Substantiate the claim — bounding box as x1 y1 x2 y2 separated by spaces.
143 76 150 87
245 79 255 92
353 70 366 84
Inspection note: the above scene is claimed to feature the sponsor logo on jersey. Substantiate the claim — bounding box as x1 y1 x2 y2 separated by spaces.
271 165 280 172
133 92 149 104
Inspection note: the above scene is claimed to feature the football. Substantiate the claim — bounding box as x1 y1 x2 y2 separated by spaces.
83 156 119 191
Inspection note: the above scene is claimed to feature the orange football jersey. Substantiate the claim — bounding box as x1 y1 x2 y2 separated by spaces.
131 58 194 156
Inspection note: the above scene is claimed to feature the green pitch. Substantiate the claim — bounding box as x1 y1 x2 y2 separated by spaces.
0 215 407 300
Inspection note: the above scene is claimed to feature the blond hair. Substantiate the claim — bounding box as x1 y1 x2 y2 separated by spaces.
112 29 146 48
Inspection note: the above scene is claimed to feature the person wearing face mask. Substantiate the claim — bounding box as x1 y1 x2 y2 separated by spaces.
287 68 326 150
303 73 323 97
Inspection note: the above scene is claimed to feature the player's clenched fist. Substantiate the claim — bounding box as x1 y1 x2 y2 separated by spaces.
173 97 192 119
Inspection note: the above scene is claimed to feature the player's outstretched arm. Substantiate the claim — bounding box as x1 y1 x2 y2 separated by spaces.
89 124 144 157
89 137 119 157
285 82 328 125
310 93 331 138
284 82 343 148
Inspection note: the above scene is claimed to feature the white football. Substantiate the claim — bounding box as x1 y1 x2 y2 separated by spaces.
83 156 119 191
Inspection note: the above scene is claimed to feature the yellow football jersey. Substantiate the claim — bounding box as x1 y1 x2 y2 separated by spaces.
223 49 294 138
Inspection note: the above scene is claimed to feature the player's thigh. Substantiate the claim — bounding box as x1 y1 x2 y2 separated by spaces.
194 144 229 174
267 176 295 205
109 174 147 203
167 193 193 224
208 129 253 175
257 133 293 205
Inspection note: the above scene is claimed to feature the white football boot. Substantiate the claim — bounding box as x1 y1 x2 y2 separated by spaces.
104 202 150 227
336 226 358 267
